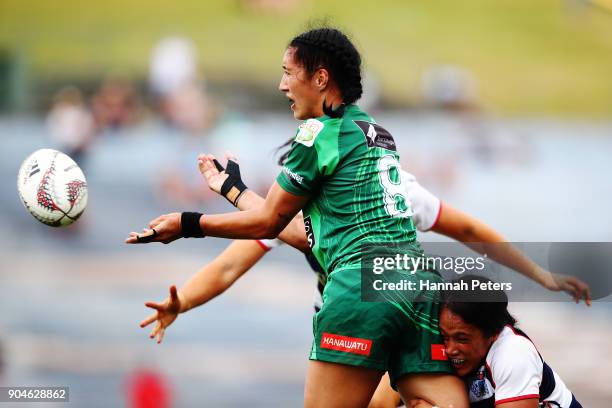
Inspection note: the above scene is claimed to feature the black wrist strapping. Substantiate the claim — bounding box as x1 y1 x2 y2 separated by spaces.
181 212 205 238
213 159 248 207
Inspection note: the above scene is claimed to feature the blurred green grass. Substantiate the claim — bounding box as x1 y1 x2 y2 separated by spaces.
1 0 611 115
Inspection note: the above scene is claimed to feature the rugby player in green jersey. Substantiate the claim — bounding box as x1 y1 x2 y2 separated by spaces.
126 27 585 408
128 26 468 407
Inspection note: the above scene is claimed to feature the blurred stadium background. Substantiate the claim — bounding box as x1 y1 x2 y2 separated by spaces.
1 0 611 406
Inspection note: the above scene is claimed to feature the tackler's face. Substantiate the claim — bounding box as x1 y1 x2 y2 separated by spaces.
439 307 495 377
279 47 324 120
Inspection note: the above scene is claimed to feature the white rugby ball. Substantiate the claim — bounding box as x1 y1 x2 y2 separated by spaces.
17 148 88 227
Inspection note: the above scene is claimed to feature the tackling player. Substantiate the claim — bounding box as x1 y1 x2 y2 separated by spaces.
409 275 583 408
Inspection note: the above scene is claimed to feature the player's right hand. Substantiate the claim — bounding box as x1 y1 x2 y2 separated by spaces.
140 285 182 344
125 212 182 244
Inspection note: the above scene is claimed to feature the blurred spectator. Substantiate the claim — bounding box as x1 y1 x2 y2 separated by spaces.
91 77 141 131
149 36 207 130
419 65 531 171
149 36 199 98
148 36 214 204
125 367 172 408
46 86 95 166
148 36 271 206
154 108 264 206
163 82 214 133
421 65 478 111
459 114 532 167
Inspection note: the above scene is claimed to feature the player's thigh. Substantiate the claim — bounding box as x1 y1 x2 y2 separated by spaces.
396 372 468 408
368 372 402 408
304 360 384 408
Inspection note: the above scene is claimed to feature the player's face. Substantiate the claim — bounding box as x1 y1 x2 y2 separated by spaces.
439 307 496 377
279 47 324 120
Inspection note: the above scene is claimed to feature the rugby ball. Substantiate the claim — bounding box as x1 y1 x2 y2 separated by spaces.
17 149 88 227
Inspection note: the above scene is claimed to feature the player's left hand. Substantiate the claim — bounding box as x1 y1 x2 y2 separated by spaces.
125 212 182 244
198 153 229 194
198 152 248 206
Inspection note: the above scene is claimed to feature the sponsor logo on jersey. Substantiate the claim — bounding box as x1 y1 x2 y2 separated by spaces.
282 166 304 185
431 344 448 361
295 119 324 147
321 333 372 356
353 120 397 151
303 216 316 249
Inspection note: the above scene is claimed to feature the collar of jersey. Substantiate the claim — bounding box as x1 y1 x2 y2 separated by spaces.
311 103 359 122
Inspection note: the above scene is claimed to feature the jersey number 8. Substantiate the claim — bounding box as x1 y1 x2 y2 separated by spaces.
378 155 412 218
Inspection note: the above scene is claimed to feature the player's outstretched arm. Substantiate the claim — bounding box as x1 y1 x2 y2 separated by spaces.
179 239 268 311
140 239 268 343
432 204 591 305
126 181 306 248
198 153 309 252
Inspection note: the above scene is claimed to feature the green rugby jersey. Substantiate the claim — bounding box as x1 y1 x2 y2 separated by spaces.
276 104 419 273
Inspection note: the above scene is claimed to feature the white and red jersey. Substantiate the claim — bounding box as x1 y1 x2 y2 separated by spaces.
400 170 441 232
256 170 442 311
466 325 580 407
